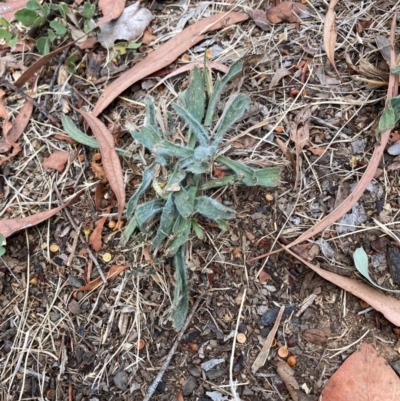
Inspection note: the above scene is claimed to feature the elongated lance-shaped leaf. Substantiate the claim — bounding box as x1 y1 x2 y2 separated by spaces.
151 195 178 250
254 167 280 187
126 162 157 219
120 216 138 246
199 175 238 191
172 103 209 145
155 140 194 158
62 116 132 157
213 94 251 144
194 196 235 221
216 219 230 230
165 165 187 191
145 97 159 133
216 155 258 186
174 187 194 218
191 219 204 239
130 125 162 150
172 245 189 330
135 198 164 232
166 216 191 256
204 58 244 126
181 67 206 122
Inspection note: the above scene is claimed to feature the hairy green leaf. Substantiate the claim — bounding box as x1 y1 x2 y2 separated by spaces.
152 195 177 250
194 196 235 221
126 163 157 219
130 125 162 150
166 217 191 256
191 220 204 239
181 67 206 122
172 104 209 145
174 188 194 218
216 155 258 186
135 199 164 232
204 59 244 126
213 94 251 144
155 140 194 158
353 247 400 293
145 97 159 132
254 167 280 187
172 245 189 330
120 217 138 246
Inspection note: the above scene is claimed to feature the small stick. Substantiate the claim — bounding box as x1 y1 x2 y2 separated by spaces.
143 297 202 401
53 185 107 285
0 77 59 126
40 46 71 116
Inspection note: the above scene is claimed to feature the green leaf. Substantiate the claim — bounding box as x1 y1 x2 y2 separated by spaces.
181 67 206 122
130 125 162 150
15 9 44 27
191 220 204 239
213 94 251 144
0 29 12 42
353 247 400 293
47 29 56 43
166 217 191 256
216 155 258 186
83 18 95 33
172 103 209 146
135 199 164 232
194 196 235 221
61 116 132 157
50 20 67 36
82 2 96 19
216 219 230 230
155 140 194 158
145 97 159 132
198 175 237 191
0 17 11 28
126 163 157 219
120 217 137 246
174 188 194 218
26 0 41 10
0 233 6 246
42 3 50 17
254 167 280 187
7 34 18 48
204 59 244 126
172 245 189 330
55 3 69 19
127 42 141 49
36 37 50 54
376 101 399 135
0 247 6 257
152 195 178 250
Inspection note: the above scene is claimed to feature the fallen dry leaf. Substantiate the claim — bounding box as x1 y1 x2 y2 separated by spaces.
258 270 271 284
0 100 33 153
302 328 328 344
249 9 270 32
95 182 105 210
78 110 125 222
0 192 80 238
97 0 126 27
97 1 154 48
270 67 291 88
75 265 129 293
42 151 69 172
0 0 28 22
0 89 8 119
93 11 249 116
90 161 107 182
323 0 341 79
276 361 299 401
283 244 400 327
321 342 400 401
142 30 157 45
291 105 311 190
88 215 108 251
266 1 307 24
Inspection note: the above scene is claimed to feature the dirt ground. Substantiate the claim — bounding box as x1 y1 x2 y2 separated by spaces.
1 0 400 400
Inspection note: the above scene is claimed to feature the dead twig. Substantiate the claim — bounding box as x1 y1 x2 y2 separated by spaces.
53 185 107 285
143 296 202 401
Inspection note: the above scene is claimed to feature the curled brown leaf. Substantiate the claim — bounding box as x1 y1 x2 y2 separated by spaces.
323 0 341 79
98 0 126 27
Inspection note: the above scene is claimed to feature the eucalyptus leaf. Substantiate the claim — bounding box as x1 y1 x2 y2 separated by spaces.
353 247 400 293
172 245 189 330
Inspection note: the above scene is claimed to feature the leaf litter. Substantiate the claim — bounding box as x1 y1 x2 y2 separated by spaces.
3 1 400 400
